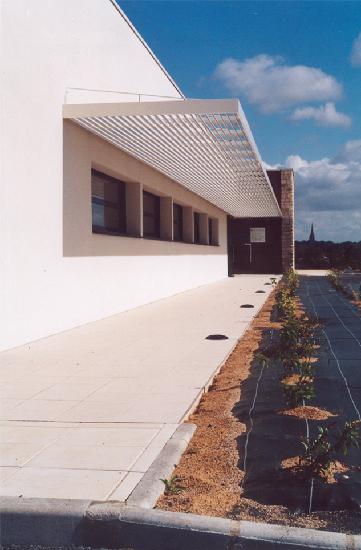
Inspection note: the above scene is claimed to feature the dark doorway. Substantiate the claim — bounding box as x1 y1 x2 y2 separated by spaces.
228 217 282 274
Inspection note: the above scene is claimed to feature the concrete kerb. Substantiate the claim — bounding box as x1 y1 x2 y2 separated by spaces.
1 496 361 549
127 423 197 509
83 505 361 549
0 496 92 547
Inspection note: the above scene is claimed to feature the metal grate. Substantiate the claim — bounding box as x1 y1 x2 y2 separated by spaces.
63 99 281 218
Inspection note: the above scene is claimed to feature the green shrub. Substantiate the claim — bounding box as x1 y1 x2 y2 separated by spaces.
301 421 360 478
276 288 296 319
161 475 185 495
283 269 299 295
282 375 315 408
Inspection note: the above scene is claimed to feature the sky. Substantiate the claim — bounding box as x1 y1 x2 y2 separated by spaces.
118 1 361 242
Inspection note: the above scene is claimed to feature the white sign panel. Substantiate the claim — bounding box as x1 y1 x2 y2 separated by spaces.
250 227 266 243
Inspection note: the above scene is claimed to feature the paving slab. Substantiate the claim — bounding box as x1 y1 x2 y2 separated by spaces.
0 467 127 500
0 274 277 501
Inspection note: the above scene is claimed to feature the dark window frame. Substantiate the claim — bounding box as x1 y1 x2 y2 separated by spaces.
208 217 219 246
91 169 126 236
173 203 184 242
143 190 161 239
208 217 213 245
194 212 201 244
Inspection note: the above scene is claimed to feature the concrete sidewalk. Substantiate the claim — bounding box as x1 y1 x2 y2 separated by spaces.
0 275 276 502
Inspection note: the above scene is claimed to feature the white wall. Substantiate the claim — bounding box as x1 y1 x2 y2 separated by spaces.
0 0 228 351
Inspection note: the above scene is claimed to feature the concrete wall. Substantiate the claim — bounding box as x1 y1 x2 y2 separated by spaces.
0 0 228 351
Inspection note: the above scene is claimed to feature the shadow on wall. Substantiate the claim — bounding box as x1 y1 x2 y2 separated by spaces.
62 234 226 258
62 120 227 258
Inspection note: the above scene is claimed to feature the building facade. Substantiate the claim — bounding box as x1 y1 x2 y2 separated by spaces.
0 0 294 352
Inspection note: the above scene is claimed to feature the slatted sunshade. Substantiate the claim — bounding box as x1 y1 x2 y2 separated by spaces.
63 99 281 218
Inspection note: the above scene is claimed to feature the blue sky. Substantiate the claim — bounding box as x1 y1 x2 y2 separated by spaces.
118 1 361 242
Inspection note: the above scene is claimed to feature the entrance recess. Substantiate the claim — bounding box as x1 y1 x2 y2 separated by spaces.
228 217 282 274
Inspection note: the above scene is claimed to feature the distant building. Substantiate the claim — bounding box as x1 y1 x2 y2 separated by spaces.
309 223 316 242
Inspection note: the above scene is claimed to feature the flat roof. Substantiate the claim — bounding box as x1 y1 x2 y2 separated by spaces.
63 99 281 218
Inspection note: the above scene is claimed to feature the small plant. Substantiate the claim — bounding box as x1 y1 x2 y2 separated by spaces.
274 270 320 409
327 270 360 301
254 352 271 368
301 425 332 477
297 359 315 378
276 288 296 319
301 420 361 478
278 315 316 372
351 286 361 302
282 375 315 408
327 270 342 291
333 420 361 455
352 290 359 302
160 474 185 495
283 269 299 295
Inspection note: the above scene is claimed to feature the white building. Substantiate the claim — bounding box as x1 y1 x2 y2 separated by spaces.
0 0 293 352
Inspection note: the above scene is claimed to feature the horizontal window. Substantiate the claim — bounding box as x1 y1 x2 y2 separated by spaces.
91 169 126 235
173 203 183 242
90 170 219 247
143 190 160 238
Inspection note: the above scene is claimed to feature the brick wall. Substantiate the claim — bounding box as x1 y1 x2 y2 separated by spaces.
280 169 295 272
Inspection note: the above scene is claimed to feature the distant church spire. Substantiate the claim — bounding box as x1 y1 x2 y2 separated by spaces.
309 223 315 243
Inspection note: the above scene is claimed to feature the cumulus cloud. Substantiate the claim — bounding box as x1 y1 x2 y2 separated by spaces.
350 32 361 66
334 139 361 162
214 55 342 113
290 102 351 128
266 140 361 241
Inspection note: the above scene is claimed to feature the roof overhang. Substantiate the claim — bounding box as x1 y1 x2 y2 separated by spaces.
63 99 281 218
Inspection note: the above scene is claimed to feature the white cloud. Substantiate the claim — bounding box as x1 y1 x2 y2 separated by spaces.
334 139 361 162
265 139 361 241
214 55 342 113
290 102 351 128
350 32 361 66
267 140 361 241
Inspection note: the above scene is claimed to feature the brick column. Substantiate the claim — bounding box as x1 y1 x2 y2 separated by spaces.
280 169 295 272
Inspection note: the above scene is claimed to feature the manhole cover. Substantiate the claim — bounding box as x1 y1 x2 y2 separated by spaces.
256 290 266 293
206 334 229 340
240 304 254 308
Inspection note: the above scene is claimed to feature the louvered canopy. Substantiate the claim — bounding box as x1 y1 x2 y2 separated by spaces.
63 99 281 218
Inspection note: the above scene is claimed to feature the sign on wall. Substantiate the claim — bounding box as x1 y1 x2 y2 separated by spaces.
250 227 266 243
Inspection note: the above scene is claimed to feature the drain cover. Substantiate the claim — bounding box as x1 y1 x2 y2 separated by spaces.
240 304 254 308
206 334 229 340
264 282 271 285
255 290 266 293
